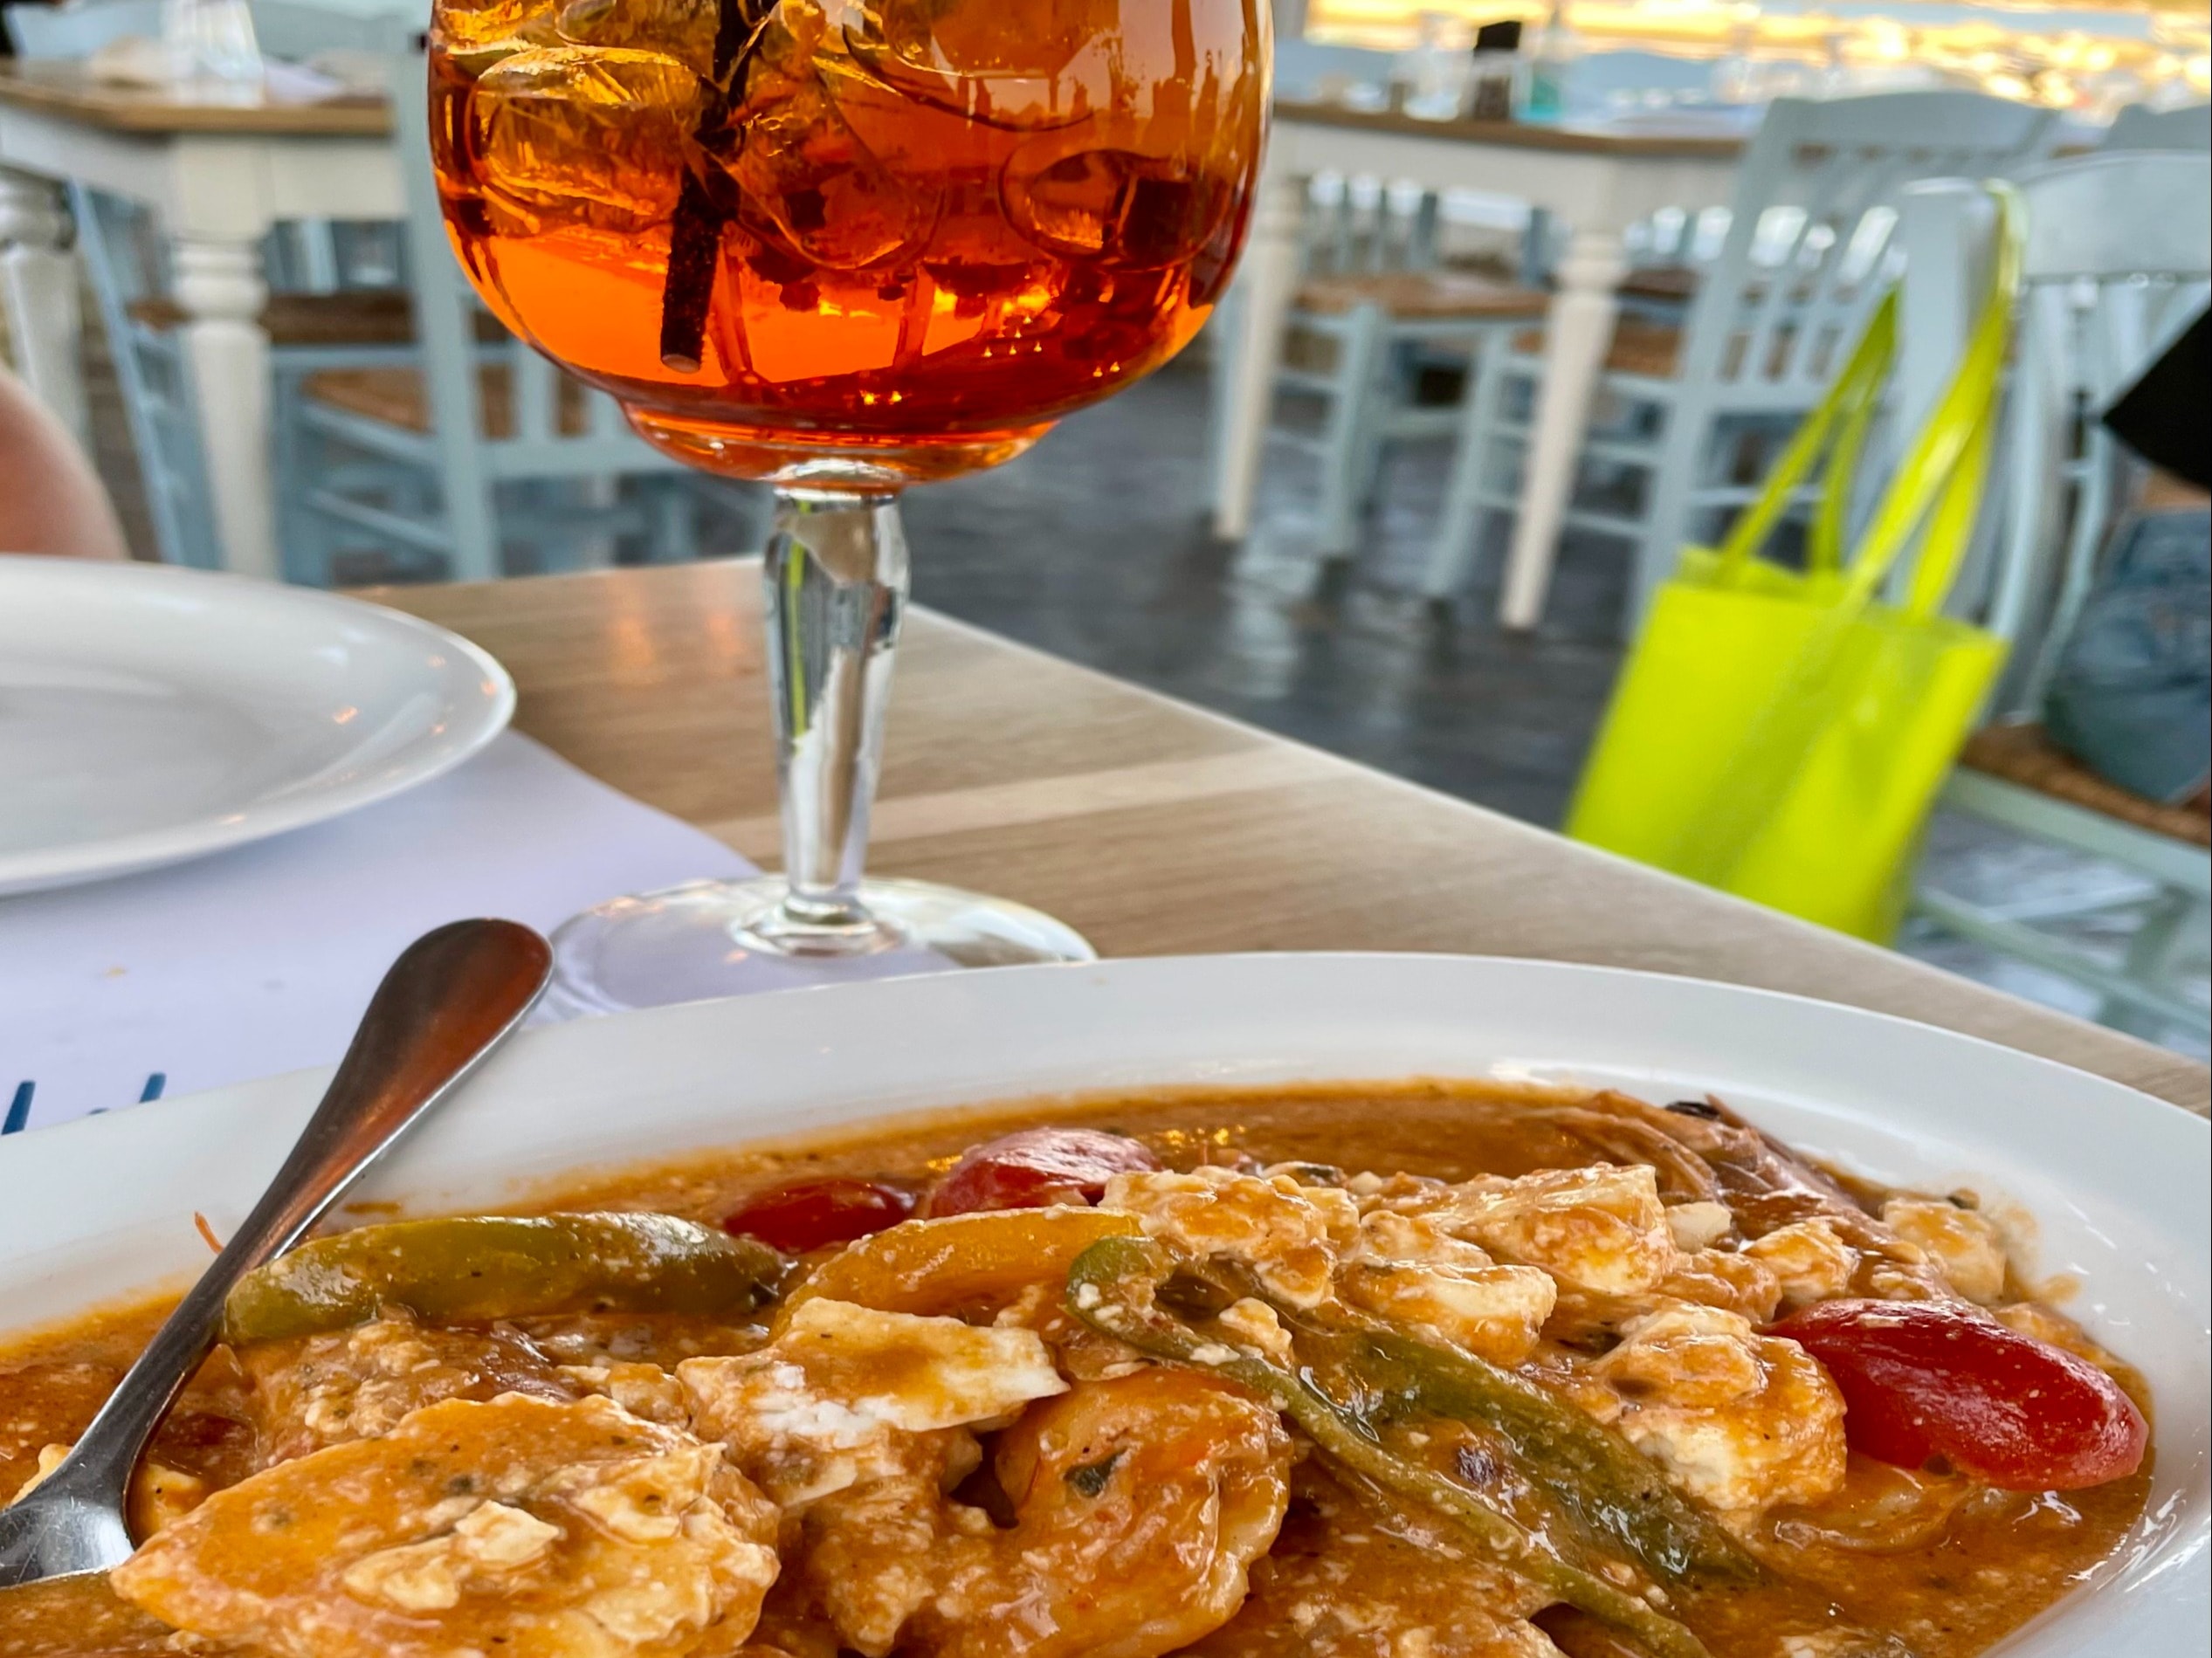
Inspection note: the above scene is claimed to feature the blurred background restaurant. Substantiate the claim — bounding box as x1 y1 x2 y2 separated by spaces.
1 0 2206 1051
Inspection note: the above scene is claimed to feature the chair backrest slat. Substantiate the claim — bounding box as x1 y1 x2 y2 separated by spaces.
2103 101 2212 154
1677 93 2059 411
1899 151 2212 717
66 182 219 567
511 349 557 444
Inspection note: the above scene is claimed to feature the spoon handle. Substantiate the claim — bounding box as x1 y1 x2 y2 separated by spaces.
31 918 551 1532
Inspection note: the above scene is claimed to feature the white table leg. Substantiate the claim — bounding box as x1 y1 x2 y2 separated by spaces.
172 234 279 581
1211 167 1306 541
1498 226 1627 630
0 168 88 445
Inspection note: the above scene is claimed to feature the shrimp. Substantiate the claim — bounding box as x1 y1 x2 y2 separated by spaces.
1585 1304 1847 1516
112 1393 782 1658
722 1355 1294 1658
238 1313 576 1462
911 1367 1294 1658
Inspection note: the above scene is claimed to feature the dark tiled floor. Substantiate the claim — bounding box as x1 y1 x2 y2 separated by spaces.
73 341 2209 1056
906 355 1630 830
904 356 2209 1059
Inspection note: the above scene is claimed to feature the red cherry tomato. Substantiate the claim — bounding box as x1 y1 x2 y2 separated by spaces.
721 1178 916 1255
928 1128 1162 1216
1769 1297 2147 1491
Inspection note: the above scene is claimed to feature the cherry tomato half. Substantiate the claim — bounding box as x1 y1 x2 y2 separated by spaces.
928 1128 1162 1216
1769 1297 2147 1491
721 1178 916 1255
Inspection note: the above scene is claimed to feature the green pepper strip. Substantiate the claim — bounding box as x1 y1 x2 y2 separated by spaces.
1306 1312 1763 1587
1066 1236 1714 1658
1177 1256 1759 1587
221 1213 785 1345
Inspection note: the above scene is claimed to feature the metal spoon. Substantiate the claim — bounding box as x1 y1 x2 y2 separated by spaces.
0 917 553 1590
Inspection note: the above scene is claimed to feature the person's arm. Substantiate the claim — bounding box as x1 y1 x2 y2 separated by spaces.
0 361 129 560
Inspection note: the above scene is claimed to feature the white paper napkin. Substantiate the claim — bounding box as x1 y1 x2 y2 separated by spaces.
0 733 753 1132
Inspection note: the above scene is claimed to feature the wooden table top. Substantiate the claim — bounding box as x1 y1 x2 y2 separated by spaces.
373 561 2209 1116
0 65 1745 150
1273 98 1747 158
0 60 390 134
0 62 1751 152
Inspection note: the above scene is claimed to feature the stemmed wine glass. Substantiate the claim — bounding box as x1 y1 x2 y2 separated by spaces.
427 0 1268 1010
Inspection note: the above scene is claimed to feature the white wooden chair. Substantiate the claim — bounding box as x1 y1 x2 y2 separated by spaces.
1523 52 1739 295
1209 38 1550 561
1423 93 2057 630
2103 100 2212 154
1900 154 2211 1042
1214 50 1738 569
285 52 721 582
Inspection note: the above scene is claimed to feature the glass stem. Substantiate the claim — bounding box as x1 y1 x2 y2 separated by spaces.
758 487 908 950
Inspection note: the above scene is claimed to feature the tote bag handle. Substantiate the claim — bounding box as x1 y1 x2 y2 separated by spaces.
1708 181 2023 617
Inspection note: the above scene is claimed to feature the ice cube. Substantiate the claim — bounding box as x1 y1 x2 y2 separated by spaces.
554 0 727 81
719 58 932 270
837 0 1106 133
872 0 1115 79
438 0 562 58
469 45 706 234
1003 144 1229 270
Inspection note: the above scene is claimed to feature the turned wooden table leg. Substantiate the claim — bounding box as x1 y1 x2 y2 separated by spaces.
0 168 88 445
1211 166 1306 543
1498 225 1628 631
172 233 279 581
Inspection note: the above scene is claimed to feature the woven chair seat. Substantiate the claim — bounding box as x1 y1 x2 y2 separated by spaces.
302 364 595 440
129 292 507 348
1509 317 1685 378
1960 721 2211 847
1297 270 1551 320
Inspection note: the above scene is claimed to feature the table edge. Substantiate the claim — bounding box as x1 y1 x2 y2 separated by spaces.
0 65 392 135
362 562 2209 1117
1272 98 1747 157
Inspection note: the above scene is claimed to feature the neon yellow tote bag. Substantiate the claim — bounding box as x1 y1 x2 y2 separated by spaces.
1567 186 2022 942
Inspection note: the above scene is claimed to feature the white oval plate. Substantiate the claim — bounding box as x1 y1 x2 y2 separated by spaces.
0 955 2202 1654
0 558 513 895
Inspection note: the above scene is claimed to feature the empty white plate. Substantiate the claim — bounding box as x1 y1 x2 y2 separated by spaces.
0 558 513 895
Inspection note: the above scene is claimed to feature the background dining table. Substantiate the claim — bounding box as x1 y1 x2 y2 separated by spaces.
0 64 1747 617
373 560 2211 1116
0 59 397 582
1213 99 1747 627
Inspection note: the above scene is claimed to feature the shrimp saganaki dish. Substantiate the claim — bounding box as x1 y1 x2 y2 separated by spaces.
0 1083 2155 1658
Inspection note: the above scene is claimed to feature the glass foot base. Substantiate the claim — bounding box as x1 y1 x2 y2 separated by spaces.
542 876 1096 1016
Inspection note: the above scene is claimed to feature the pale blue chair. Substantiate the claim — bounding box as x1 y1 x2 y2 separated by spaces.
1211 38 1550 561
283 52 728 581
1423 92 2060 630
1902 155 2212 1044
2104 101 2212 154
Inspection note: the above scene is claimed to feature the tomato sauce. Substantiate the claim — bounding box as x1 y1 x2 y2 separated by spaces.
0 1082 2159 1656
